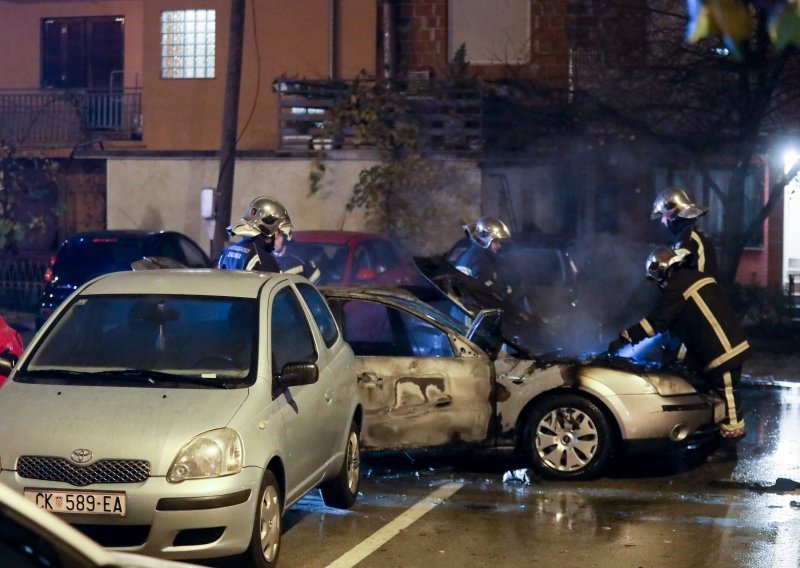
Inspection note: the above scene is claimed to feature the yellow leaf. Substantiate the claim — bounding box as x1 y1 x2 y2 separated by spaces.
708 0 752 44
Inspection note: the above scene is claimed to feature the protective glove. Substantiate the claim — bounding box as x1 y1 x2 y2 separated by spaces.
607 337 629 354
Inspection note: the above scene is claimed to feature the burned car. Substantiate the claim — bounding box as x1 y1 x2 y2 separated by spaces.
321 286 725 480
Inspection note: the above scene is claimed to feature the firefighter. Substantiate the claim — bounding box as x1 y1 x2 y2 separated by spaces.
217 196 290 272
607 245 750 461
272 227 321 283
452 216 513 296
651 186 718 277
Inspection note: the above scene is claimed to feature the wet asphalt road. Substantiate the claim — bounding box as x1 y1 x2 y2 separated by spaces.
261 381 800 568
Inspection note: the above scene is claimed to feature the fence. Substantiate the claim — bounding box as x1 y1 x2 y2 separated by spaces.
0 254 49 313
0 88 141 148
276 78 483 154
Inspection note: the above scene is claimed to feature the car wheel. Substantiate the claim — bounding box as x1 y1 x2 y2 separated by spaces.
523 393 614 481
243 470 282 567
320 421 361 509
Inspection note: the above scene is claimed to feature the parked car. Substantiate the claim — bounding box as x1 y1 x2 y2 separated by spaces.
36 230 212 329
0 482 200 567
291 230 426 287
1 269 362 565
320 286 725 480
0 315 23 388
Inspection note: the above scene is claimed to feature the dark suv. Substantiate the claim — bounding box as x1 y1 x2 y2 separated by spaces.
36 230 211 328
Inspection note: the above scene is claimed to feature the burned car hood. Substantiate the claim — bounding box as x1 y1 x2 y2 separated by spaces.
413 256 560 355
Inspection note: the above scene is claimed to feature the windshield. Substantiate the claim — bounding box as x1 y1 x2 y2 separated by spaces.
21 295 256 387
54 238 148 281
294 242 349 285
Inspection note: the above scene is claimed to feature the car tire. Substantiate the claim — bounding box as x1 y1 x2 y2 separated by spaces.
523 393 614 481
243 470 282 567
320 421 361 509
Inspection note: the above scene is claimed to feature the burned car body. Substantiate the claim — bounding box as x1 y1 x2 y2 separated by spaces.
321 286 725 480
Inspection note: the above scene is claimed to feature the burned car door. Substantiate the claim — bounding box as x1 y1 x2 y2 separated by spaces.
328 297 494 450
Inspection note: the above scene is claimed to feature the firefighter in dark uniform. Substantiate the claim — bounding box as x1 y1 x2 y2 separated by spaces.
651 187 718 277
608 246 750 461
272 228 321 283
452 216 513 296
217 196 289 272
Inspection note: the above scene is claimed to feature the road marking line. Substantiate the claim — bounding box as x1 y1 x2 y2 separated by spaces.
324 482 464 568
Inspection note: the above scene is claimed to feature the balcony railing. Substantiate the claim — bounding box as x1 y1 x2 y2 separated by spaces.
276 78 483 154
0 88 142 149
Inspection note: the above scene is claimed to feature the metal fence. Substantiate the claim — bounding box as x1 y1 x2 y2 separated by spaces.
0 254 49 313
0 88 142 148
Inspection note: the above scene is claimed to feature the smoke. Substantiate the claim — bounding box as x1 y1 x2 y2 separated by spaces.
506 233 660 355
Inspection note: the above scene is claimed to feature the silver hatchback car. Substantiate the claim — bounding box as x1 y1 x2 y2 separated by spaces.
0 269 362 566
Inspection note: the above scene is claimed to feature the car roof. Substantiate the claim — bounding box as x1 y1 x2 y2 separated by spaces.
66 229 180 241
292 230 394 246
81 269 298 298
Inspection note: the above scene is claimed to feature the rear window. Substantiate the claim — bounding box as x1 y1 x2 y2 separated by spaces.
54 238 147 281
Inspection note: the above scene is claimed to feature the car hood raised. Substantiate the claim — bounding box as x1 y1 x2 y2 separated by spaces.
0 382 249 475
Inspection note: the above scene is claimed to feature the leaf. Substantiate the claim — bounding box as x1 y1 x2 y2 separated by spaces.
770 2 800 51
686 0 751 49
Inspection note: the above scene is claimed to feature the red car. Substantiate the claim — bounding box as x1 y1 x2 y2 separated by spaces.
0 315 23 387
291 230 425 286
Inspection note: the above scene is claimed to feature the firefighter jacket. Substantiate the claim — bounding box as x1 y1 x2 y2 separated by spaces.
671 222 718 277
217 236 281 272
453 242 500 288
273 246 321 283
620 267 750 373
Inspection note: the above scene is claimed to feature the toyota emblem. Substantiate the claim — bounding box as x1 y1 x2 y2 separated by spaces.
70 449 92 464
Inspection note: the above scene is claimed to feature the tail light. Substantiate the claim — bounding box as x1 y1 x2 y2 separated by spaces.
43 256 56 283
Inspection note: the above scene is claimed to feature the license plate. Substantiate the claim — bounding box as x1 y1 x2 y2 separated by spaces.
25 489 126 516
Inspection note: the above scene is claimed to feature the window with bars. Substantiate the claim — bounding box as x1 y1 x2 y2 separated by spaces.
160 9 216 79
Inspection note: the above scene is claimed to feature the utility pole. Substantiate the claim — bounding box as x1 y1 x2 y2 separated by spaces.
212 0 246 260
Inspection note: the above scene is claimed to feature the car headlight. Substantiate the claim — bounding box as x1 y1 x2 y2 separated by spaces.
642 374 697 396
167 428 243 483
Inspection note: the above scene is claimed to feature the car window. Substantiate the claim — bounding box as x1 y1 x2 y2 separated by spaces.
54 238 145 280
297 283 339 348
299 243 348 285
271 287 317 372
334 299 453 358
0 508 75 568
367 240 400 272
351 243 372 279
24 295 256 383
177 236 209 267
151 235 187 265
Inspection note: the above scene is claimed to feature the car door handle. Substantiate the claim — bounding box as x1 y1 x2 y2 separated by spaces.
434 395 453 407
324 390 334 403
357 372 383 388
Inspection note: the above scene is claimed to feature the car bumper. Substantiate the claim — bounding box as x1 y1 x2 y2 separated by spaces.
0 465 263 560
609 391 723 444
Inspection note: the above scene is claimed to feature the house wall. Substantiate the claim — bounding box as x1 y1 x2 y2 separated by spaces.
0 0 144 89
106 156 481 256
141 0 377 151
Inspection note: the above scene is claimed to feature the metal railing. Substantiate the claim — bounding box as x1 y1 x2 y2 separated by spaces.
0 88 142 148
0 253 49 313
276 78 483 154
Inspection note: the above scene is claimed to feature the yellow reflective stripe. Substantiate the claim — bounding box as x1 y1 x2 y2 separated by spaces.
721 419 745 432
309 268 321 283
639 318 656 337
682 277 715 300
704 340 750 371
621 330 632 342
691 232 706 272
485 279 494 286
245 256 259 270
692 293 731 351
720 371 738 424
677 343 687 361
284 265 304 274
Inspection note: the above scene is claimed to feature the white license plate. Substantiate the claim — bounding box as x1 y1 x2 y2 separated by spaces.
24 489 126 516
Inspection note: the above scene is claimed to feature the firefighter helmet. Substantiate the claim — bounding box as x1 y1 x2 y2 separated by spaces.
228 196 294 239
464 216 511 249
646 245 689 282
651 187 708 220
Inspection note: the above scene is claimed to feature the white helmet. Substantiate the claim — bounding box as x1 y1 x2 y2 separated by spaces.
646 245 689 283
464 216 511 249
228 196 294 239
651 187 708 220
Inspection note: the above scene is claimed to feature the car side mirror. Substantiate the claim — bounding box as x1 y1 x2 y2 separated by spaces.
355 268 378 282
0 352 18 378
275 362 318 388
